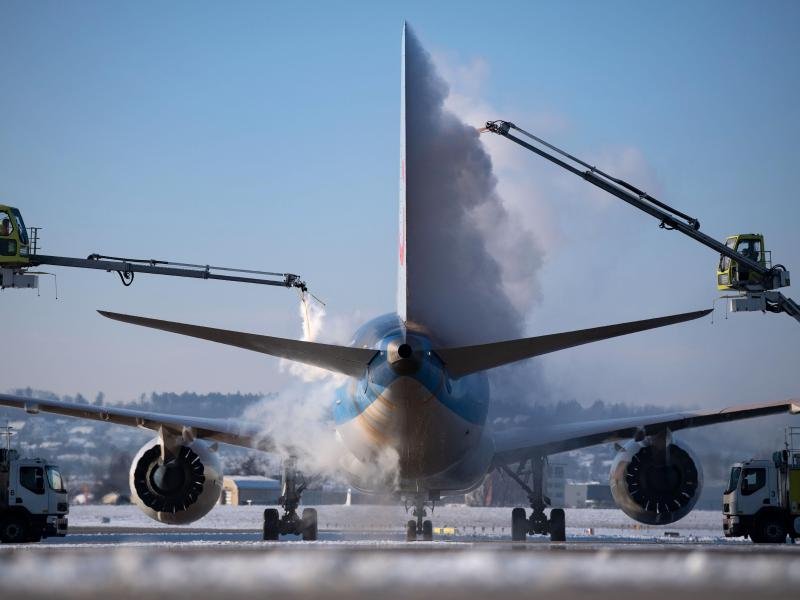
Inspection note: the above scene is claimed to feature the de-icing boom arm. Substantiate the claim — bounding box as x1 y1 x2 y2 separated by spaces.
481 120 800 324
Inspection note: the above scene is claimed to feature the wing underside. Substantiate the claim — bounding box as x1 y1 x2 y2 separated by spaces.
491 398 800 466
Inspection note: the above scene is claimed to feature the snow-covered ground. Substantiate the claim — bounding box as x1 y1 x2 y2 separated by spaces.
3 505 798 600
67 504 727 541
3 538 799 600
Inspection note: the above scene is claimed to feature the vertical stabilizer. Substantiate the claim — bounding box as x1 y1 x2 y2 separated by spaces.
396 24 524 345
397 22 408 322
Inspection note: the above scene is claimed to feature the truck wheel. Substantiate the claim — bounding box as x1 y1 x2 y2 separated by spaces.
0 516 28 544
25 530 42 543
753 515 787 544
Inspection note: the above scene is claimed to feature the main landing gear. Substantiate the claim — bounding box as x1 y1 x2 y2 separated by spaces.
501 456 566 542
263 457 318 541
405 495 434 541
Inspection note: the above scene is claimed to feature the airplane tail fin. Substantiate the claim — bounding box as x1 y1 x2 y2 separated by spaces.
397 23 408 321
98 311 378 378
434 309 712 378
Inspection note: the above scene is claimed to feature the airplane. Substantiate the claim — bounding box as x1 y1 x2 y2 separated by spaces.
1 24 798 543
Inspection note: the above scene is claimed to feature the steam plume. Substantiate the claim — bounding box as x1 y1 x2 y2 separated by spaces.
246 299 399 487
404 27 546 409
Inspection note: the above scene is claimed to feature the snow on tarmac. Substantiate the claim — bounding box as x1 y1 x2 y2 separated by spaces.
3 506 799 600
2 539 799 600
67 504 726 539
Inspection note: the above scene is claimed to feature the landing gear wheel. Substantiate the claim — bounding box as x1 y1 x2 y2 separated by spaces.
753 515 787 544
549 508 566 542
511 507 527 541
422 520 433 541
263 508 280 541
406 519 417 541
0 516 28 544
301 508 318 541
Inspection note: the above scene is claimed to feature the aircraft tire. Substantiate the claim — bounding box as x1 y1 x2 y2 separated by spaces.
549 508 566 542
301 508 318 541
263 508 280 541
406 519 417 541
422 519 433 541
511 507 527 541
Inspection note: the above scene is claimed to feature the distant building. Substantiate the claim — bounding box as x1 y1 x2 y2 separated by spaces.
220 477 397 506
464 462 566 507
220 476 281 505
565 482 614 508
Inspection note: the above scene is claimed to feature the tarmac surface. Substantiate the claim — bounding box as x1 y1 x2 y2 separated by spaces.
1 506 798 599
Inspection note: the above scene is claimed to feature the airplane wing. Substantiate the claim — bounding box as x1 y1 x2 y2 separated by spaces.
0 393 272 451
491 398 800 466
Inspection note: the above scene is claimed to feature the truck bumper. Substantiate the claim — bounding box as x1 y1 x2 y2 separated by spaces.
723 515 745 538
46 516 68 537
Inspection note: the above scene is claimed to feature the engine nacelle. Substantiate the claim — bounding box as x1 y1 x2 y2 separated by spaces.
129 438 223 525
609 436 703 525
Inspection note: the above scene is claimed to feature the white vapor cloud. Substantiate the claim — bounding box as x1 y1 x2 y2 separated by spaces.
247 296 399 487
404 28 548 409
429 39 663 412
404 28 544 346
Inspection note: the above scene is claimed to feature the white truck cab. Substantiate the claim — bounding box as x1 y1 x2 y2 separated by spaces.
1 448 69 543
723 435 800 543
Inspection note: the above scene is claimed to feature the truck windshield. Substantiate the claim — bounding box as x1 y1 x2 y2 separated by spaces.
741 467 766 496
725 466 741 494
46 466 65 492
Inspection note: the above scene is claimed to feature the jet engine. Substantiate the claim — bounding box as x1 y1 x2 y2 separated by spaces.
609 435 703 525
129 438 223 525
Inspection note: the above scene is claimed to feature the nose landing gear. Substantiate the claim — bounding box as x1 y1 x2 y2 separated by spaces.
405 496 434 541
501 456 566 542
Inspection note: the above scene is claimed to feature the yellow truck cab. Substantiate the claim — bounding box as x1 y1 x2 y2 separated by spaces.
717 233 768 291
0 204 31 266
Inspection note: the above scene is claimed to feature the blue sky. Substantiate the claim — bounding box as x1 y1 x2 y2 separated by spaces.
2 1 798 408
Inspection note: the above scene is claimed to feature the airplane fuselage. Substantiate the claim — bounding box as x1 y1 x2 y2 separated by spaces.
333 313 495 497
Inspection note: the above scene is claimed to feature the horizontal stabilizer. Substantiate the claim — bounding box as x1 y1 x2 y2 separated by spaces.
435 309 712 378
98 311 378 378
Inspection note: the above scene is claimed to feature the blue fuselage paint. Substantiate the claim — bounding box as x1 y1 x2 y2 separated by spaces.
333 314 495 496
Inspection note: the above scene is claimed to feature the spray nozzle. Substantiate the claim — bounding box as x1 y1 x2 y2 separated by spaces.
285 273 308 293
481 120 513 135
